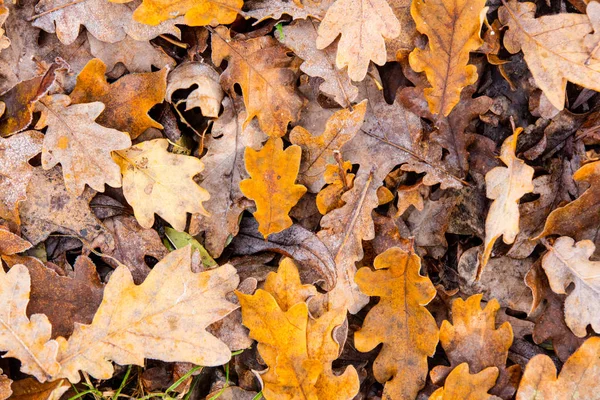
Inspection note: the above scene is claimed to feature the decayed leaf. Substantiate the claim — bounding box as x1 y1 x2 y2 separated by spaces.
190 98 267 257
245 0 334 23
10 377 69 400
430 295 521 399
541 236 600 337
113 139 210 232
409 0 487 116
237 258 359 400
0 264 60 382
354 247 438 400
316 160 355 215
280 19 358 108
430 364 499 400
124 0 243 26
0 227 31 255
37 94 131 196
211 26 305 137
516 337 600 400
316 0 401 81
290 101 366 192
480 128 534 272
56 246 239 383
240 137 307 238
70 58 167 139
2 254 104 338
499 0 600 110
165 62 224 118
0 130 43 225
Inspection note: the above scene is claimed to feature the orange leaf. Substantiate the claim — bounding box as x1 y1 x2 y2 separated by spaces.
430 363 498 400
127 0 243 26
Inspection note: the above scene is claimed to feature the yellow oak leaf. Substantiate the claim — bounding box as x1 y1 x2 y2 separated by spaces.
316 160 355 215
516 337 600 400
70 58 166 140
316 0 401 82
211 26 305 137
119 0 243 26
354 247 438 400
237 258 359 400
37 94 132 196
480 128 534 273
113 139 209 232
430 364 499 400
239 137 307 238
409 0 488 116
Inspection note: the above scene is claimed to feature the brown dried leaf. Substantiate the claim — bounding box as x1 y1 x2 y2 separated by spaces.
10 378 69 400
165 62 224 118
0 227 31 255
245 0 333 23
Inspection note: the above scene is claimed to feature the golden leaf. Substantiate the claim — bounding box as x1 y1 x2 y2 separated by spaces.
125 0 243 26
237 258 359 400
211 26 305 137
113 139 210 231
354 247 438 399
240 137 307 238
516 337 600 400
480 128 534 272
70 58 167 140
408 0 488 116
316 160 355 215
37 94 132 196
430 363 498 400
316 0 401 81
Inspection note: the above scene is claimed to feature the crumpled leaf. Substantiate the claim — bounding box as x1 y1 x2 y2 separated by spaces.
408 0 487 116
430 364 499 400
240 137 307 238
165 62 224 118
189 97 267 257
354 247 438 400
541 236 600 337
0 264 60 382
430 295 521 399
499 0 600 110
237 258 359 400
0 130 43 225
113 139 210 232
212 26 305 137
123 0 243 26
290 100 366 192
516 337 600 400
56 245 239 383
480 128 534 272
70 58 167 139
316 0 401 81
37 94 131 196
245 0 333 23
280 19 358 108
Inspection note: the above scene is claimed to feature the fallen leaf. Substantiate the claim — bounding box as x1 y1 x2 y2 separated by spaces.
316 160 355 215
430 363 499 400
409 0 487 116
480 128 534 272
354 247 438 400
316 0 401 81
0 0 8 54
163 226 216 269
290 100 366 192
113 138 210 231
125 0 243 26
70 58 167 139
37 94 131 196
240 137 307 238
245 0 333 23
516 337 600 400
56 246 239 382
10 377 69 400
211 26 305 137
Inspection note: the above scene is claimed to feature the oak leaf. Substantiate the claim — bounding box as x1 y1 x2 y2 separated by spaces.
430 295 521 399
354 247 438 400
56 246 239 383
541 236 600 336
0 227 31 256
113 139 209 231
124 0 243 26
245 0 333 23
0 371 9 400
480 128 534 272
430 364 499 400
37 94 132 196
237 258 359 400
10 377 69 400
0 0 8 54
516 337 600 400
211 26 305 137
0 130 43 225
165 62 224 118
70 58 167 139
316 0 401 81
408 0 487 116
240 137 307 238
290 100 366 192
499 0 600 110
316 160 355 215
